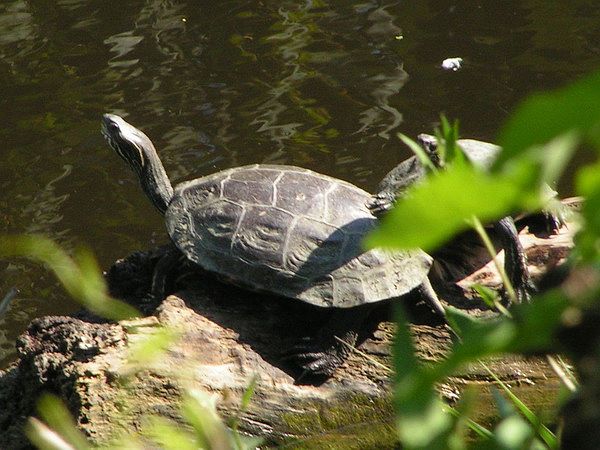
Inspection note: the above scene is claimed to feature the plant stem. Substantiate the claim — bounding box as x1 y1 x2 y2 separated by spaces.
469 217 517 313
546 355 577 393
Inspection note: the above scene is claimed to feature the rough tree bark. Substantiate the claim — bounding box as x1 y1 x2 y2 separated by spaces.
0 211 576 449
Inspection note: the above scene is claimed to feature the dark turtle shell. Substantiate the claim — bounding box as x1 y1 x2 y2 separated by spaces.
166 164 431 308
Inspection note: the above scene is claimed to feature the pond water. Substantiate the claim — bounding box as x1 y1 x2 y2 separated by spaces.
1 0 599 367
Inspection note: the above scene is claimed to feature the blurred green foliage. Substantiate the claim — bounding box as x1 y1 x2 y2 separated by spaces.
372 69 600 449
0 235 138 320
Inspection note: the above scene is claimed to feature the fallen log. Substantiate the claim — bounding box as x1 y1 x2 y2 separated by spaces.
0 207 577 449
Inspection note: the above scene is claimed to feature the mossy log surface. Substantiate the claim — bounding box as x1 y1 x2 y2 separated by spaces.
0 212 576 449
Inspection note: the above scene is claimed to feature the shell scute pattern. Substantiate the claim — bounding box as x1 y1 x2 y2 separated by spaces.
168 198 242 260
386 250 432 292
362 269 394 300
342 243 389 273
175 172 225 209
284 217 342 276
166 165 431 307
324 183 372 228
226 256 302 294
222 167 281 206
274 171 332 220
295 274 336 307
332 276 366 308
231 205 294 270
193 199 243 252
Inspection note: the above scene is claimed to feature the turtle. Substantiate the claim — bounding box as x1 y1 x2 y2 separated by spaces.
368 133 562 304
101 114 446 376
418 134 564 233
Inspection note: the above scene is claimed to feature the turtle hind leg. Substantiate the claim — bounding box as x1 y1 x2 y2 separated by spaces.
416 277 446 319
493 216 535 304
282 306 373 378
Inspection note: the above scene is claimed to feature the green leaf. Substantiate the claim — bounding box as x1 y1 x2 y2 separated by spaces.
142 416 198 450
438 291 568 380
105 434 146 450
366 165 526 251
575 161 600 261
485 367 557 448
392 305 421 379
445 405 492 441
510 290 569 353
240 376 257 412
398 133 438 173
437 116 464 167
32 394 90 450
536 133 579 187
446 388 487 449
25 418 78 450
182 390 232 450
496 69 600 166
492 415 535 449
393 306 453 450
236 436 264 450
231 376 263 450
471 284 501 310
432 311 516 381
492 387 515 419
396 398 452 450
122 325 180 376
0 235 139 320
499 133 579 198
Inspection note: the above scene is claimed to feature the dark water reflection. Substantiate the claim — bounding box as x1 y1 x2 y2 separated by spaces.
1 0 599 366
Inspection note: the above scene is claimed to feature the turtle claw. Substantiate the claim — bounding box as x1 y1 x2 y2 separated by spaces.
281 333 354 377
512 279 537 305
280 337 317 359
290 348 343 377
367 192 395 218
144 292 159 302
140 292 164 309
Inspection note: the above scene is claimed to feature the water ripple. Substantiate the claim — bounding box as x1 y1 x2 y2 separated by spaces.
104 30 144 66
0 1 37 57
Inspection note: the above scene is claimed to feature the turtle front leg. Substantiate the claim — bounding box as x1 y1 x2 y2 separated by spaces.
150 243 185 300
493 216 534 304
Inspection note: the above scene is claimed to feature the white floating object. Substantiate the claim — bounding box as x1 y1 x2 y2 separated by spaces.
441 57 463 71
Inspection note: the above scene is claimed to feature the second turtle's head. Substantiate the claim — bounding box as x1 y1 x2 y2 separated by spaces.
102 113 156 175
417 133 442 168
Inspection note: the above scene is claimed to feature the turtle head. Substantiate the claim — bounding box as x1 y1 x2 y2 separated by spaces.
416 133 443 168
102 114 156 175
101 113 173 215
